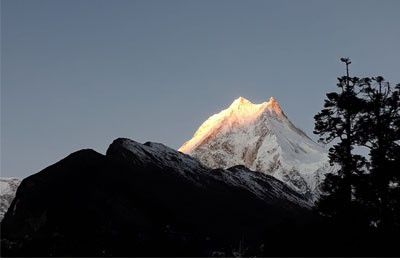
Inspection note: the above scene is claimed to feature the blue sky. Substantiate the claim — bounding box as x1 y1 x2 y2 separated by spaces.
2 0 399 178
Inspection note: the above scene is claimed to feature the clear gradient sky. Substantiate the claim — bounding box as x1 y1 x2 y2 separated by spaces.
2 0 399 178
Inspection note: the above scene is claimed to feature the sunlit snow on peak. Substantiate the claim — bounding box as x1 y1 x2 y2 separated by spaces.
179 97 285 154
268 96 283 112
179 96 333 200
230 96 255 107
229 97 268 118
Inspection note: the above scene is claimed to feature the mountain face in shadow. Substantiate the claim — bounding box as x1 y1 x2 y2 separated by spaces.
2 138 323 257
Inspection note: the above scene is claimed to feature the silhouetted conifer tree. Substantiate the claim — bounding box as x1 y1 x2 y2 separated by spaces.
315 58 400 235
314 58 366 226
314 59 400 254
357 77 400 231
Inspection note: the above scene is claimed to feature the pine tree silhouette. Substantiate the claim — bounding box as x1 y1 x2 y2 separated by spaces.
314 58 366 227
314 59 400 255
357 77 400 231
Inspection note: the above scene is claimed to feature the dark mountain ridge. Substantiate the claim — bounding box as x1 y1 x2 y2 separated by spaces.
1 138 319 257
2 138 395 257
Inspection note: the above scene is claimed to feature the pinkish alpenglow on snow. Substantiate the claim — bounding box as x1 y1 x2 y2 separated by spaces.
179 97 337 200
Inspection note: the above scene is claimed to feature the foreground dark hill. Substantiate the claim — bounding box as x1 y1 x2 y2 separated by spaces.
2 138 322 257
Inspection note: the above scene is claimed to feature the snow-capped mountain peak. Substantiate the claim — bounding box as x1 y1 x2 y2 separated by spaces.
229 96 262 111
179 97 334 200
179 96 284 154
267 96 285 114
228 96 284 117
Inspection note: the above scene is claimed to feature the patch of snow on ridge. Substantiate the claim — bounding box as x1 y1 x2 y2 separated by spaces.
0 178 21 221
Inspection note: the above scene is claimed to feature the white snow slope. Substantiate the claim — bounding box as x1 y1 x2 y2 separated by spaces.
179 97 335 200
0 178 21 221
